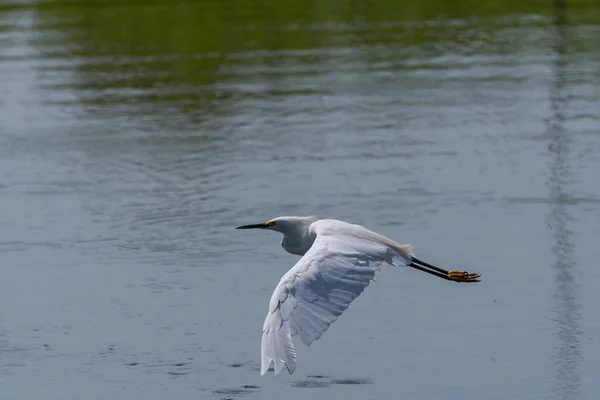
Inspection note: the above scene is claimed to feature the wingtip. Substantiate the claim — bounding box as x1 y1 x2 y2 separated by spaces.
260 359 271 376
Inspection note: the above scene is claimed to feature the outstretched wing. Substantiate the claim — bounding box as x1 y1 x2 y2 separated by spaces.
260 231 409 375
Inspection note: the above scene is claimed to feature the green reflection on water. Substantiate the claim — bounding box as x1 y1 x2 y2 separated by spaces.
1 0 596 125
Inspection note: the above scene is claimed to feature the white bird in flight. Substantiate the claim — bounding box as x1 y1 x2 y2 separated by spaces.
236 216 481 375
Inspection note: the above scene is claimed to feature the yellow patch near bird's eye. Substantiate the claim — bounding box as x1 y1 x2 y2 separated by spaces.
265 220 276 227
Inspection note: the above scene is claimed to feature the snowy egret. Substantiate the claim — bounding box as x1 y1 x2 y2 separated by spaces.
236 216 481 375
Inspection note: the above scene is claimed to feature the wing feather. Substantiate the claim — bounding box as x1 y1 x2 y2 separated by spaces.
260 227 409 375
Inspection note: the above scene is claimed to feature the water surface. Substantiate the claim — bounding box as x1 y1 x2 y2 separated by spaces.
1 1 600 399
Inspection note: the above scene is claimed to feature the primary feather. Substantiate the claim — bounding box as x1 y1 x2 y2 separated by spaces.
260 219 414 375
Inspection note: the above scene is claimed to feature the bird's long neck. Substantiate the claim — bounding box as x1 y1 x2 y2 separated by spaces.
281 230 316 256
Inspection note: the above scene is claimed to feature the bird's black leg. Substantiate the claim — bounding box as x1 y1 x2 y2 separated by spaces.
407 262 452 281
409 257 481 283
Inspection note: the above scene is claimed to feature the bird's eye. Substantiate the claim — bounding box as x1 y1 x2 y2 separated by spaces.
265 221 276 227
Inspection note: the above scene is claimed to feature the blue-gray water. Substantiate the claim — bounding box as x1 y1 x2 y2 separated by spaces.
1 1 600 399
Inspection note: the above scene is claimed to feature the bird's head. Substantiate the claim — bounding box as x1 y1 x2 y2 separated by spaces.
236 216 319 235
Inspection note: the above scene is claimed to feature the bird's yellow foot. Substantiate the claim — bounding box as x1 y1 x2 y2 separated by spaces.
448 270 481 282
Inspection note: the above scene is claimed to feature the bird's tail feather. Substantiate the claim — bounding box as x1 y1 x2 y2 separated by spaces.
390 243 414 265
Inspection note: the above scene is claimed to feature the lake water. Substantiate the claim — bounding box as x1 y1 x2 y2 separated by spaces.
1 1 599 399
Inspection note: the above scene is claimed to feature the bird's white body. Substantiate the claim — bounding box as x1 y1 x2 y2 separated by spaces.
236 216 480 376
260 217 414 375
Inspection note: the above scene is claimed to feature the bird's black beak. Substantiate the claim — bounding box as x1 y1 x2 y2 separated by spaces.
235 223 270 230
